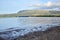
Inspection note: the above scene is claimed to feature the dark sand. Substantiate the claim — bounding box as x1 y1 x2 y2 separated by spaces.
14 26 60 40
0 26 60 40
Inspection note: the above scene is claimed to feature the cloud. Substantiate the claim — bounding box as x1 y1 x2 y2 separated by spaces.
54 0 60 2
29 2 52 7
45 2 52 6
29 1 60 10
29 3 41 7
30 1 60 7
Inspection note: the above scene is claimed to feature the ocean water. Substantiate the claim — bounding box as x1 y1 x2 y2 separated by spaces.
0 17 60 40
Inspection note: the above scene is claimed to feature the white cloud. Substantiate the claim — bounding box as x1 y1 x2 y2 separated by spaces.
45 2 52 7
29 1 60 10
29 1 53 7
54 2 60 6
29 3 41 7
54 0 60 2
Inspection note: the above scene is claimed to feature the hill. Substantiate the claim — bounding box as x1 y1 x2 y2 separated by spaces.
0 10 60 17
17 10 60 17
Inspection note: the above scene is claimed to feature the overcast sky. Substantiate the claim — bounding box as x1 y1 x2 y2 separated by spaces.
0 0 60 14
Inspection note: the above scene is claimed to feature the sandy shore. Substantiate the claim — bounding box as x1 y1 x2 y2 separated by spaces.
14 26 60 40
0 26 60 40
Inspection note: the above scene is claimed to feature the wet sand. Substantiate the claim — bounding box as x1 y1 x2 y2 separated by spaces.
14 26 60 40
0 26 60 40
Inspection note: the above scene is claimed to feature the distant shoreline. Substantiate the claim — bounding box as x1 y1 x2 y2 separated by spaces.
0 10 60 17
0 15 60 18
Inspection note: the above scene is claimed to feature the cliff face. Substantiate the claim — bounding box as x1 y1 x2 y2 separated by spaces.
15 26 60 40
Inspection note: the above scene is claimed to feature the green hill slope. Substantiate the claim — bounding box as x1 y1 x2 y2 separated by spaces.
0 10 60 17
17 10 60 17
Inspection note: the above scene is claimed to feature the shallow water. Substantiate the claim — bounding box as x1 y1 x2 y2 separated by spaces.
0 17 60 40
0 17 60 31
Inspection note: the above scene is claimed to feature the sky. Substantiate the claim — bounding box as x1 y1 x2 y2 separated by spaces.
0 0 60 14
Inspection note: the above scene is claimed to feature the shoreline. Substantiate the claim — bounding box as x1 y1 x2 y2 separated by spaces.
15 26 60 40
0 26 60 40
